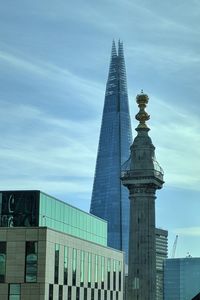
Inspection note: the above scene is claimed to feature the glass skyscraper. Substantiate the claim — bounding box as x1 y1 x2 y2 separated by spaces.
90 41 132 262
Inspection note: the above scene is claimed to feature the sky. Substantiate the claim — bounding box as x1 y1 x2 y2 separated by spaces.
0 0 200 258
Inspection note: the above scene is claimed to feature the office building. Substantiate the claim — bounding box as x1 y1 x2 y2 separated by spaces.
121 92 164 300
156 228 168 300
164 258 200 300
90 41 132 262
0 190 124 300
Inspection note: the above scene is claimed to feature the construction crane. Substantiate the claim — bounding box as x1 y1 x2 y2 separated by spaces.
171 235 178 258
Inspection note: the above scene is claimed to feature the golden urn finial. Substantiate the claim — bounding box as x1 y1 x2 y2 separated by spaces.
135 90 150 129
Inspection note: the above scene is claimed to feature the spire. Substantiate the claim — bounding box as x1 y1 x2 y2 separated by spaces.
111 40 117 57
118 39 124 58
135 90 150 130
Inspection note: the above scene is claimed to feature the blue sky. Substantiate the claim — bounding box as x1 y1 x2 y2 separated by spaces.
0 0 200 257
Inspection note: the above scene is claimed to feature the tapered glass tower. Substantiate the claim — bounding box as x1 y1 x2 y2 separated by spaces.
90 41 132 261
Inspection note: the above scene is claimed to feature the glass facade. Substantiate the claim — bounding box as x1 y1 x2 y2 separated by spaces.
25 241 38 282
0 190 107 246
164 258 200 300
90 41 132 263
39 192 107 246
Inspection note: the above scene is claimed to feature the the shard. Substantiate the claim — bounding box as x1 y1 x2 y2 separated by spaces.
90 41 132 262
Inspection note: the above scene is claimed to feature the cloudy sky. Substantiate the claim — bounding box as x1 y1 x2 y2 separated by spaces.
1 0 200 257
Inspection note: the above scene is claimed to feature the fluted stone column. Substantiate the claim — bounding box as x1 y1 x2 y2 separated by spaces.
121 91 164 300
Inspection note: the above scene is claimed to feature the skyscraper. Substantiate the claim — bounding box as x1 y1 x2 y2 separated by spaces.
90 41 132 261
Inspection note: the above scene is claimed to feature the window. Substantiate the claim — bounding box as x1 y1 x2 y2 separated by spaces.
25 241 38 282
119 261 122 291
95 255 98 288
80 250 85 287
110 291 113 300
98 289 101 300
76 287 80 300
101 256 105 289
104 290 107 300
68 286 71 300
49 284 53 300
91 289 94 300
9 284 21 300
64 246 68 285
0 242 6 283
113 260 116 290
88 252 91 287
84 288 87 300
59 285 63 300
72 248 77 286
107 258 111 290
54 244 60 284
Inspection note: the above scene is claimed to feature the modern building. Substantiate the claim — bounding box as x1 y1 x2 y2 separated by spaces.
0 190 124 300
164 258 200 300
121 92 164 300
156 228 168 300
90 41 132 263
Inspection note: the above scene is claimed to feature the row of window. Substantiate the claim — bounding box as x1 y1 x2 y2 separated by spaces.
49 285 120 300
0 241 38 283
54 244 122 291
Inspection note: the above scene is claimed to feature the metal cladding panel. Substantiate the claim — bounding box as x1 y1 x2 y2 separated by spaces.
0 190 39 227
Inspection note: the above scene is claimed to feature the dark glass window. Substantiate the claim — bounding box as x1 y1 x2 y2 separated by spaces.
95 255 98 288
76 287 80 300
119 271 121 291
116 291 119 300
9 284 21 300
72 248 77 286
68 286 71 300
91 289 94 300
101 256 105 289
107 258 111 290
119 260 122 292
110 291 113 300
59 285 63 300
0 242 6 283
88 252 91 288
104 290 107 300
49 284 53 300
84 288 87 300
113 260 116 290
54 244 60 284
64 246 68 285
98 289 101 300
25 241 38 282
80 250 85 287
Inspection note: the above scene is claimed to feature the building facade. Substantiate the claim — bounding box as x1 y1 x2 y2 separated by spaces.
156 229 168 300
164 258 200 300
90 41 132 262
0 190 124 300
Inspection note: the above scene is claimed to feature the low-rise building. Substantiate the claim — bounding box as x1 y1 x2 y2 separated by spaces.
0 190 124 300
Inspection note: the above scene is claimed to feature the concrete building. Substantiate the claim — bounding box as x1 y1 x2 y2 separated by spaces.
0 190 124 300
164 258 200 300
121 92 164 300
156 229 168 300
